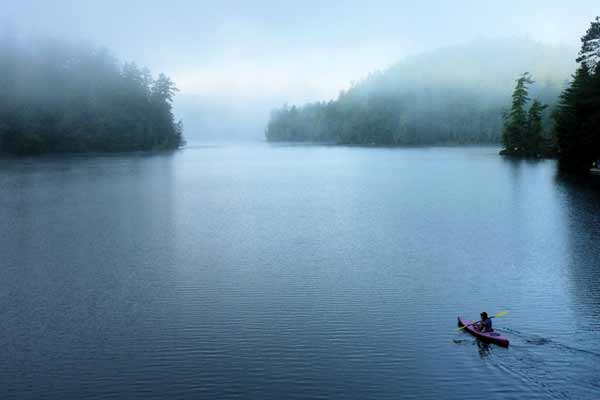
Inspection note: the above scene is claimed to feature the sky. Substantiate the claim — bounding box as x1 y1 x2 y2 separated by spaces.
1 1 598 139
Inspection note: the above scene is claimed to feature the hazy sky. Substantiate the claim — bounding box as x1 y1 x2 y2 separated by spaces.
2 1 597 139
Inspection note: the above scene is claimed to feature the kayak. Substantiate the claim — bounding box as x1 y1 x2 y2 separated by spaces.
457 316 509 347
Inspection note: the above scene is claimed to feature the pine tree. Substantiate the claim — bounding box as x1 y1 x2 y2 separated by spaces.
553 17 600 172
502 72 533 155
576 16 600 73
553 67 589 170
526 100 548 156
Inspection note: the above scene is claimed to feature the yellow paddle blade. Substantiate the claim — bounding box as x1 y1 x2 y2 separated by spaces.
494 311 508 317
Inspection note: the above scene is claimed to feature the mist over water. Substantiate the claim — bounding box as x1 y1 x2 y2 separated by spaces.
2 2 600 399
2 0 596 142
1 146 599 399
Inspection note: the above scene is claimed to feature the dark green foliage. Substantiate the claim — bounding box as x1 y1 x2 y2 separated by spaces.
527 100 549 156
553 17 600 172
502 73 533 154
501 73 549 157
0 32 184 155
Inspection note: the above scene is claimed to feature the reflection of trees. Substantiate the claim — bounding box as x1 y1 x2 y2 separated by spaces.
556 173 600 318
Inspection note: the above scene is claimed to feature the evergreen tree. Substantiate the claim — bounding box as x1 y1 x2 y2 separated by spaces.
0 32 185 155
553 17 600 172
576 16 600 73
526 100 548 156
501 72 534 155
265 39 567 147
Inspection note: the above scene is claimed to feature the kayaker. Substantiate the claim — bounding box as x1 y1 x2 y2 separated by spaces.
474 312 493 332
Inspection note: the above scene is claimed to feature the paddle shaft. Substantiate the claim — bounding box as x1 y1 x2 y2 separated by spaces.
458 315 497 331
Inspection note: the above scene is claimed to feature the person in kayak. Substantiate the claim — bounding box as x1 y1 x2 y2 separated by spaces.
474 312 493 332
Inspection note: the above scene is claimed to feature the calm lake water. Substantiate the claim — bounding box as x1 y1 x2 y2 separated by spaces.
1 144 599 399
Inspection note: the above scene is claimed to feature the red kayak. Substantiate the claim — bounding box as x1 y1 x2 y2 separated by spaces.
457 316 509 347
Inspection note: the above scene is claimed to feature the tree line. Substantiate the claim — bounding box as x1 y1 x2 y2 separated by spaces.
266 39 567 147
554 17 600 172
266 80 510 146
0 32 184 155
501 17 600 172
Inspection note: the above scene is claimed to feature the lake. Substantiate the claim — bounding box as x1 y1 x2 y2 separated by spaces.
1 144 599 399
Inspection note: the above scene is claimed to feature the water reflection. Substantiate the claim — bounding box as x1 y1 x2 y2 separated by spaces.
476 340 492 358
0 151 181 399
555 173 600 319
2 146 600 400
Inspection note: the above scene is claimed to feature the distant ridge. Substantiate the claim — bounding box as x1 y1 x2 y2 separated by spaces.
266 38 576 145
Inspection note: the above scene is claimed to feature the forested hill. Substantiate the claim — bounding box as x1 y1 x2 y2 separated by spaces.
266 39 575 145
0 31 184 155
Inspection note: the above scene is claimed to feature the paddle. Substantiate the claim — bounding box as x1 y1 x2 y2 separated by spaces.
455 311 508 331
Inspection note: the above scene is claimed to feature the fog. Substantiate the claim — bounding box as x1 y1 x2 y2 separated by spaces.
1 1 597 142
